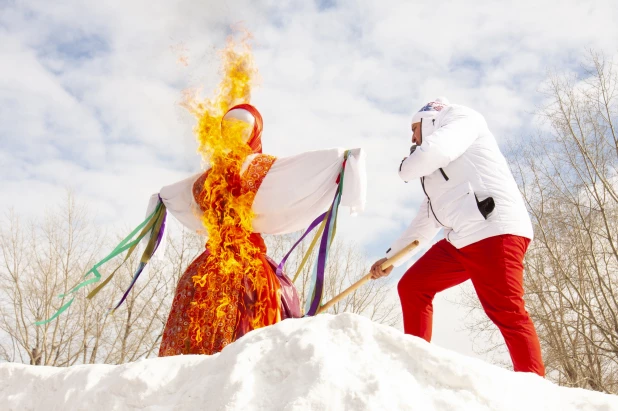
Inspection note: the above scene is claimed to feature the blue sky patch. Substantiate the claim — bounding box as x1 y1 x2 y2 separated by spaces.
54 33 110 61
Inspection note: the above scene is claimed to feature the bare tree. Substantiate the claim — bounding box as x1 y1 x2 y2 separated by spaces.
0 192 397 366
0 194 203 366
0 194 104 365
458 51 618 393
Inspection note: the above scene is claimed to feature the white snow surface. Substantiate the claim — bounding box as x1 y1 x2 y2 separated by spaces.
1 313 617 411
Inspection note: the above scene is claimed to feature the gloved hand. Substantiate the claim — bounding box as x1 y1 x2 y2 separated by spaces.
399 145 417 172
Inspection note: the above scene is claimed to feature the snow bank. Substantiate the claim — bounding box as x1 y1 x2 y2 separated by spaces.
1 313 617 410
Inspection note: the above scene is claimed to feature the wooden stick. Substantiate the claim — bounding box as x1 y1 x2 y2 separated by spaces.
316 240 419 314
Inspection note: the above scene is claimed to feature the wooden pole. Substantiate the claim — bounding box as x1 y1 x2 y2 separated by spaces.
316 240 419 314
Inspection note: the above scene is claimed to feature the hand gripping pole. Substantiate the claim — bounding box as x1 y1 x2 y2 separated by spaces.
316 240 419 314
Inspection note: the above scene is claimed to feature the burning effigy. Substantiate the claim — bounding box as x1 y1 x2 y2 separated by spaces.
38 34 366 355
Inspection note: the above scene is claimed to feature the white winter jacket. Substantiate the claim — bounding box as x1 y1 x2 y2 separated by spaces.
386 104 533 266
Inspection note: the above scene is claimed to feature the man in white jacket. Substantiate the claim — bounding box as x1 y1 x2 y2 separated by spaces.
370 97 545 376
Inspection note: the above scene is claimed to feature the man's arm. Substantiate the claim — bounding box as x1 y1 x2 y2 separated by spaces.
386 200 441 266
399 107 480 181
371 200 441 278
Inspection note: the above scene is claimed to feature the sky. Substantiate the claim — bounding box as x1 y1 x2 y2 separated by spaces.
1 0 617 361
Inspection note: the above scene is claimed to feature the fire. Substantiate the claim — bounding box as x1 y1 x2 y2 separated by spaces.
181 34 271 351
170 43 189 67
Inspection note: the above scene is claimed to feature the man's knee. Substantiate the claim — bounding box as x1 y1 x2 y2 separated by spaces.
482 299 532 331
397 266 420 298
397 276 411 300
398 272 433 306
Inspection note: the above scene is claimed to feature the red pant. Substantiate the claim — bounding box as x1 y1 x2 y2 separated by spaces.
397 235 545 376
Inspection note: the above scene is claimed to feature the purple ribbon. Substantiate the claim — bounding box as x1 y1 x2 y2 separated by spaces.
306 195 337 315
304 151 349 316
276 151 349 317
306 183 344 316
276 212 326 276
112 200 167 311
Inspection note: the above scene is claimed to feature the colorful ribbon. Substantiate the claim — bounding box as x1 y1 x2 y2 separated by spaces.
277 151 349 316
109 201 167 313
35 198 167 325
275 212 326 281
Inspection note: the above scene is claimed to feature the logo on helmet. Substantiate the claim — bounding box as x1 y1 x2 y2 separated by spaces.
419 101 446 112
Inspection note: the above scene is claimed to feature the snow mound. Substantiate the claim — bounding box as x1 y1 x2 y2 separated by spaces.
1 313 617 410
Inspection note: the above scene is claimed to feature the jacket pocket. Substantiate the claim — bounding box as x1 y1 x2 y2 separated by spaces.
432 181 486 232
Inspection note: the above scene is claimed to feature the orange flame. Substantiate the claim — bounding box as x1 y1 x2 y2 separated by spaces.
182 34 273 351
170 42 189 67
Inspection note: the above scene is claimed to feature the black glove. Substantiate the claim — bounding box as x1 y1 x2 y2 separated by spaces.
399 145 418 183
399 145 417 172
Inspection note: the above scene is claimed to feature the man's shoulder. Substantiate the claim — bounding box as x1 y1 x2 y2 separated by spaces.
440 104 480 118
437 104 486 127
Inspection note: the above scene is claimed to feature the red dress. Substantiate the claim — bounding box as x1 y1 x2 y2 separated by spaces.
158 154 299 356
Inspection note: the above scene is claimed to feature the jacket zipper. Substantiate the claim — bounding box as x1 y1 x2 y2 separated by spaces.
420 176 446 227
439 168 449 181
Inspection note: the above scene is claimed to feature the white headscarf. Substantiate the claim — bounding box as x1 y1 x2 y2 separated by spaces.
411 97 450 138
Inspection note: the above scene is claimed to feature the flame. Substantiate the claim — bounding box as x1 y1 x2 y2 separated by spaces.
170 42 189 67
181 34 274 352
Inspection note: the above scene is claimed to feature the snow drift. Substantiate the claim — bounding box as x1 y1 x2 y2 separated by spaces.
1 313 617 410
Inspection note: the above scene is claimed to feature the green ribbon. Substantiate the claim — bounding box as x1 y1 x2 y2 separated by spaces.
86 203 165 300
35 202 163 325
